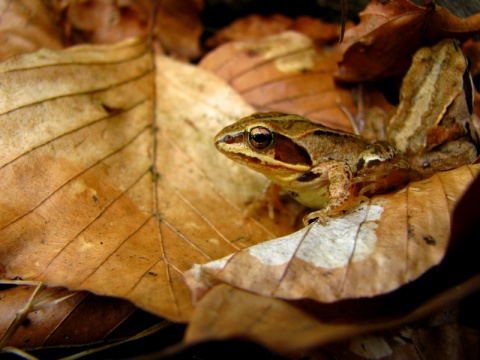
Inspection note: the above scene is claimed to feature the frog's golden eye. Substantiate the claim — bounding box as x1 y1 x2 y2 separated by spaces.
248 126 274 150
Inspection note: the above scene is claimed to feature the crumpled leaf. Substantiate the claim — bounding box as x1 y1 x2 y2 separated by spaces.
200 31 356 132
463 40 480 77
335 0 480 82
205 14 348 49
0 0 63 62
56 0 152 45
0 285 160 349
185 274 480 353
185 164 480 303
53 0 203 59
462 40 480 123
0 37 297 322
185 172 480 354
153 0 203 59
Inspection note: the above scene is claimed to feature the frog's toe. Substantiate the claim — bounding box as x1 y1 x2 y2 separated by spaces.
303 211 329 226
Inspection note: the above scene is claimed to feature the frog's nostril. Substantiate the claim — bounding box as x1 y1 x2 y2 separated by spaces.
218 133 244 145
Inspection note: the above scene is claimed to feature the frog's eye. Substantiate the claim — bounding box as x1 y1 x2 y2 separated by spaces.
248 126 274 150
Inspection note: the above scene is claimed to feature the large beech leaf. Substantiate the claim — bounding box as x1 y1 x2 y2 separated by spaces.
200 31 357 132
186 164 480 303
0 37 297 322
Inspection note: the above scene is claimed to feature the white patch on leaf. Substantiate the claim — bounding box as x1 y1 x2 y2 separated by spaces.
249 203 384 269
202 253 233 269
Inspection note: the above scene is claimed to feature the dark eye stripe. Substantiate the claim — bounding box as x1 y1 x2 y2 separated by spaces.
273 134 312 166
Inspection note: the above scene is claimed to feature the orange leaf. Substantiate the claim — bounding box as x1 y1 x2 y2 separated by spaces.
205 14 346 48
200 31 356 132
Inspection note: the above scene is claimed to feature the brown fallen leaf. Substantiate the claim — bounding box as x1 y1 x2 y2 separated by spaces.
200 31 356 132
185 274 480 353
335 0 480 82
205 14 294 48
185 164 480 303
462 40 480 125
291 15 353 45
0 284 163 349
205 14 349 49
463 39 480 77
52 0 203 60
185 172 480 354
153 0 203 59
0 37 297 322
55 0 152 45
0 0 63 61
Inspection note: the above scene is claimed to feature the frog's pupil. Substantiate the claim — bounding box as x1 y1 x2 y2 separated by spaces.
249 127 273 149
253 133 268 143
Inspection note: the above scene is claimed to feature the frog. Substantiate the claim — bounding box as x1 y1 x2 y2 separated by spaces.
385 39 479 179
214 112 411 225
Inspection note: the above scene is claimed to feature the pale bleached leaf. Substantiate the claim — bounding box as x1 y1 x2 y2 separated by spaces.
185 164 480 303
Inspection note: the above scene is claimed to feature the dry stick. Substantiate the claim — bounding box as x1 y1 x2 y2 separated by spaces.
0 280 44 349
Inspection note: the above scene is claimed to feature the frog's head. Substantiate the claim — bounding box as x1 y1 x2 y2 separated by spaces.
214 112 315 176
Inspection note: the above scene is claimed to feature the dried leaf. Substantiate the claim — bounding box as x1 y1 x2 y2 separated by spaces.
58 0 152 44
335 0 480 82
200 31 356 132
185 273 480 353
0 38 296 322
291 16 352 45
185 164 480 303
462 40 480 122
462 40 480 77
0 0 63 61
186 284 361 352
153 0 203 59
0 285 157 349
54 0 203 59
185 177 480 353
205 14 293 48
425 3 480 40
205 14 347 49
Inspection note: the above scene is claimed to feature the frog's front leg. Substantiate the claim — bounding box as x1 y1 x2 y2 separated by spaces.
353 141 412 194
302 161 354 225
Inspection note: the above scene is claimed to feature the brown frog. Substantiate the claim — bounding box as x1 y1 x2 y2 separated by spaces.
215 112 411 224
